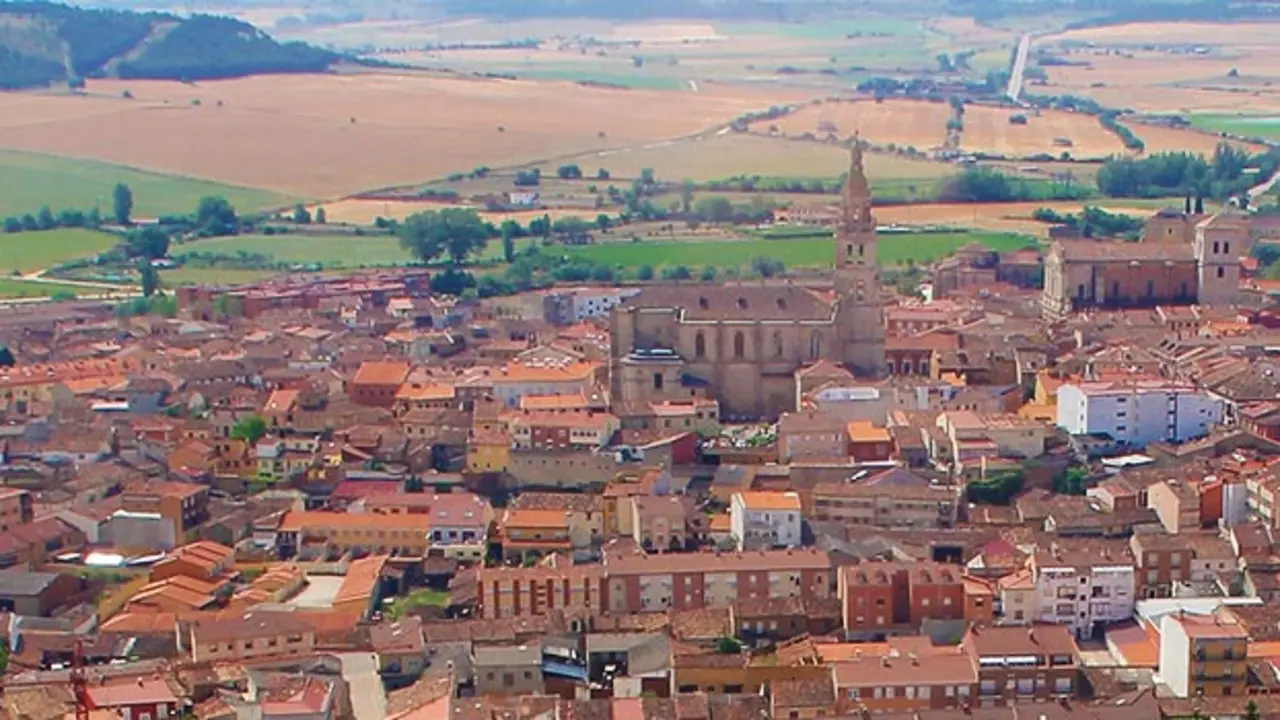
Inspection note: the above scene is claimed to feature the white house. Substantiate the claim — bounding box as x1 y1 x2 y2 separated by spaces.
1056 381 1223 448
729 491 802 551
1032 546 1135 638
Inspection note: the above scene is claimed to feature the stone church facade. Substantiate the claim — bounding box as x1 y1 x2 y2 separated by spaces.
1040 211 1249 318
609 143 887 419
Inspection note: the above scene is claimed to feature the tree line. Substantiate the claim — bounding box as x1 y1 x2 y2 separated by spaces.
1096 143 1280 200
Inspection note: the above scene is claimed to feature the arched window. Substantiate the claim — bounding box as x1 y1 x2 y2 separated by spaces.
772 331 784 359
733 331 745 359
809 331 821 360
694 331 706 358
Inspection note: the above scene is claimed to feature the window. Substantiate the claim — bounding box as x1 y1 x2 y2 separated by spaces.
733 331 745 359
1111 281 1120 298
809 331 822 360
694 332 706 358
1218 266 1226 278
1224 241 1231 254
773 331 784 359
653 372 664 391
1146 280 1155 298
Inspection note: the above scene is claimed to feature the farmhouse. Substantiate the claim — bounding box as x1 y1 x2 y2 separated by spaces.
609 142 886 418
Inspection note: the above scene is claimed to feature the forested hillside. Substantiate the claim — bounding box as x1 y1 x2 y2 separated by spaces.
0 2 339 89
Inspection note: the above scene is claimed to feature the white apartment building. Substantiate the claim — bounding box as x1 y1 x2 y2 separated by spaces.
729 491 803 551
572 288 641 321
1056 381 1223 448
1033 550 1136 638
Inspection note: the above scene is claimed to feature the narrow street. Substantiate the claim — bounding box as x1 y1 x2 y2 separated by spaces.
337 652 387 720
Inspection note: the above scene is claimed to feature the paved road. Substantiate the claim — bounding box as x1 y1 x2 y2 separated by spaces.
1007 33 1033 102
1247 166 1280 205
338 652 387 720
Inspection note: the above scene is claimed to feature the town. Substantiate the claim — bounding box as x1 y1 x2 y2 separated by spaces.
3 135 1280 720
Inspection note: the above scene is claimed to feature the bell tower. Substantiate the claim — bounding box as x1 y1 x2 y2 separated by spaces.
834 139 886 376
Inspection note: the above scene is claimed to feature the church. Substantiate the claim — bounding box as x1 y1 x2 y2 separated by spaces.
609 143 887 419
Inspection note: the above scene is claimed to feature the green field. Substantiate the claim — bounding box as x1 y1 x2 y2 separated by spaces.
0 228 120 273
566 230 1035 269
0 150 296 220
0 279 94 299
159 267 280 286
179 233 416 267
1190 114 1280 141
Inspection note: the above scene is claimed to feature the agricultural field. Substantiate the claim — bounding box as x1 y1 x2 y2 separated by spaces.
0 279 93 299
177 233 417 267
0 228 119 274
874 200 1165 234
760 99 953 151
564 230 1034 269
0 74 814 199
961 105 1126 159
315 200 602 227
1189 114 1280 141
1035 29 1280 114
535 133 957 184
1047 21 1280 46
159 267 281 286
0 149 293 219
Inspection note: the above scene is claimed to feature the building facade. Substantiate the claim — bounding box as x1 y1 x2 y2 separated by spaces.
1056 381 1223 447
730 491 803 550
609 143 886 418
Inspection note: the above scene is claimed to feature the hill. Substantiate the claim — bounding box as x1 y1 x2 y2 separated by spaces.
0 2 338 89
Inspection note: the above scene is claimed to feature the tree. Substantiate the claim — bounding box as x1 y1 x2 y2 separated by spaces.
314 207 327 224
680 179 696 214
501 222 517 263
20 214 37 232
715 637 742 654
195 196 238 236
0 345 14 367
661 265 692 280
750 257 785 278
1054 466 1089 496
293 203 312 224
636 264 655 281
1245 700 1261 720
528 214 551 239
699 265 717 281
2 217 19 233
596 168 610 180
1195 195 1205 214
36 206 55 230
556 164 583 180
552 217 592 244
693 196 734 223
0 637 8 674
594 214 612 231
966 470 1024 505
127 227 170 260
138 260 160 298
398 208 491 265
231 415 267 444
113 183 134 225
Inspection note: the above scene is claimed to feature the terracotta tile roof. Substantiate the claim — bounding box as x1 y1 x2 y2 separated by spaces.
504 409 619 430
352 361 411 386
846 420 891 443
335 554 386 606
84 679 178 707
501 508 571 530
733 491 802 511
278 510 432 532
395 383 456 401
965 623 1077 658
833 647 977 687
494 360 598 383
263 388 300 414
